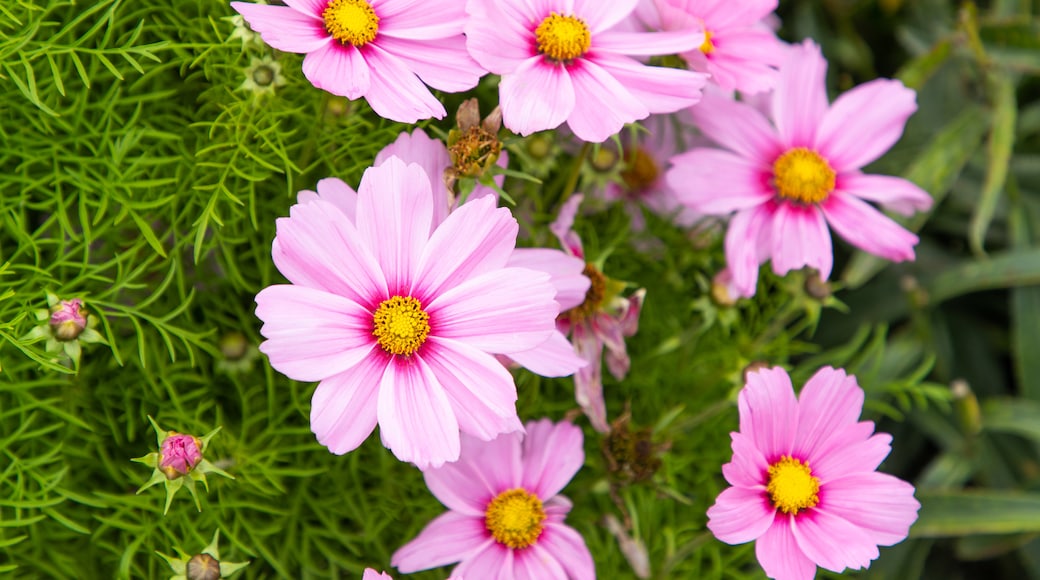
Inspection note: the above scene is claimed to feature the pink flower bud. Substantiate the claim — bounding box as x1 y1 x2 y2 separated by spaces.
49 299 87 341
160 433 202 478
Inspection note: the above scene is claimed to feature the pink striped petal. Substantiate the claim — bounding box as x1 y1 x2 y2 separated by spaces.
421 337 523 441
513 542 568 580
812 430 892 484
361 569 392 580
376 0 467 39
837 173 933 216
391 511 491 572
821 194 919 262
413 195 518 302
819 472 920 546
722 431 769 488
723 203 774 297
356 157 433 296
538 522 596 580
310 354 387 454
773 40 828 149
508 248 589 311
464 0 537 73
500 57 575 136
791 508 879 572
572 324 608 433
816 79 917 172
594 29 703 55
363 45 446 122
550 194 585 258
689 90 780 164
284 0 325 15
374 34 485 92
792 367 864 461
575 0 638 32
756 516 817 580
668 149 773 214
297 177 359 223
768 202 833 280
256 285 375 381
706 486 776 544
594 53 707 114
451 543 511 579
520 419 584 499
508 330 586 378
301 43 371 100
231 3 331 53
377 358 460 468
566 59 648 142
375 129 452 228
463 428 525 494
739 367 798 461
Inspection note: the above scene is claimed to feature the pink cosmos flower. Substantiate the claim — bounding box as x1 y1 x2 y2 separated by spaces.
464 0 709 142
159 433 203 477
637 0 785 93
255 157 563 468
551 195 645 433
392 419 594 579
706 366 920 580
668 40 933 298
230 0 485 123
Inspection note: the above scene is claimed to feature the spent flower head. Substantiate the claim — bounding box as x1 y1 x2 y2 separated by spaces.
238 55 286 97
157 530 249 580
133 416 234 514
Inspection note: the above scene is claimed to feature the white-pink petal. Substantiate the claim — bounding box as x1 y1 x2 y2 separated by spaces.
594 53 707 114
231 3 331 54
301 43 371 100
375 129 453 228
707 486 777 544
689 90 780 164
740 367 798 460
668 149 772 214
297 177 359 223
500 57 576 136
520 419 584 499
768 202 833 280
390 511 491 572
566 59 648 142
816 78 917 172
508 248 589 311
375 35 485 92
772 40 828 149
594 29 704 56
507 330 586 378
309 355 387 454
723 203 774 298
537 522 596 580
377 357 460 468
376 0 468 39
837 173 933 217
363 45 447 123
821 193 919 262
575 0 638 32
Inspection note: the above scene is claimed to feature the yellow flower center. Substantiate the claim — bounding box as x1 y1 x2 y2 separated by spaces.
766 455 820 515
323 0 379 47
620 148 659 193
485 488 546 549
535 13 591 63
772 147 836 204
372 296 430 356
699 29 715 54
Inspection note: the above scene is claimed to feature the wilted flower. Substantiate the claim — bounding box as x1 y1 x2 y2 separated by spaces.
157 530 249 580
238 55 286 97
445 98 505 192
133 417 233 514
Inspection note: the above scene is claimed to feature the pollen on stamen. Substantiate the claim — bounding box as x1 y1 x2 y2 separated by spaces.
699 30 716 55
535 12 591 63
766 455 820 515
323 0 380 47
485 488 546 549
771 147 836 205
372 296 430 356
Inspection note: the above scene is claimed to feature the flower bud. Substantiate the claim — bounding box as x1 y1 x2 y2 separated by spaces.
49 299 87 341
160 433 203 479
187 554 221 580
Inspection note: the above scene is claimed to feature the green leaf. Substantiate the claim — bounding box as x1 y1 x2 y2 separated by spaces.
913 491 1040 537
924 247 1040 303
981 397 1040 442
969 73 1016 255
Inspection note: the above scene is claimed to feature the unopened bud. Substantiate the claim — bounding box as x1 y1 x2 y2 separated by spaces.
160 433 203 479
49 298 87 341
187 553 221 580
951 379 981 435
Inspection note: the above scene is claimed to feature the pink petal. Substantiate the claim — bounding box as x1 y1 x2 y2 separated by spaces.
362 569 392 580
550 194 585 258
391 511 492 572
723 203 774 298
508 330 586 378
464 428 525 493
302 43 371 100
791 508 879 572
451 543 512 579
593 53 707 114
668 149 772 214
768 202 833 280
231 3 331 53
821 193 919 262
283 0 325 15
355 157 434 296
811 430 892 484
426 268 557 354
271 198 388 308
772 39 828 149
739 367 798 461
500 57 575 136
756 516 818 580
513 543 568 580
792 367 864 461
508 248 590 312
538 522 596 580
572 324 608 433
297 177 359 223
374 34 485 92
689 90 780 164
574 0 638 32
837 172 933 217
594 29 703 56
520 419 584 499
421 337 524 441
363 45 446 123
377 358 460 468
310 355 388 454
816 79 917 172
423 441 500 516
377 0 467 39
374 129 452 228
565 59 648 142
820 472 920 546
255 285 375 381
412 195 518 302
706 486 776 544
722 431 769 488
463 0 536 73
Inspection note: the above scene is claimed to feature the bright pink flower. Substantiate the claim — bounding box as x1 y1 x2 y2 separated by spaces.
392 419 594 580
668 40 933 298
464 0 709 142
159 433 203 477
706 366 920 580
255 157 563 468
638 0 785 93
230 0 485 123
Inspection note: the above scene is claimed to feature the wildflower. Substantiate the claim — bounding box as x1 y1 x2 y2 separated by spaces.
706 366 920 580
133 417 233 514
465 0 709 142
215 331 261 374
638 0 786 93
230 0 485 123
550 195 645 433
392 419 594 579
22 292 106 368
238 55 287 97
255 157 563 468
157 530 249 580
668 40 932 297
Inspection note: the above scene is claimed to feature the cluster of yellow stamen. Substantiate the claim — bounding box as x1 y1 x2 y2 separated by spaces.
535 13 591 63
771 147 836 205
766 455 820 515
485 488 546 549
699 30 716 54
323 0 379 47
371 296 430 356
